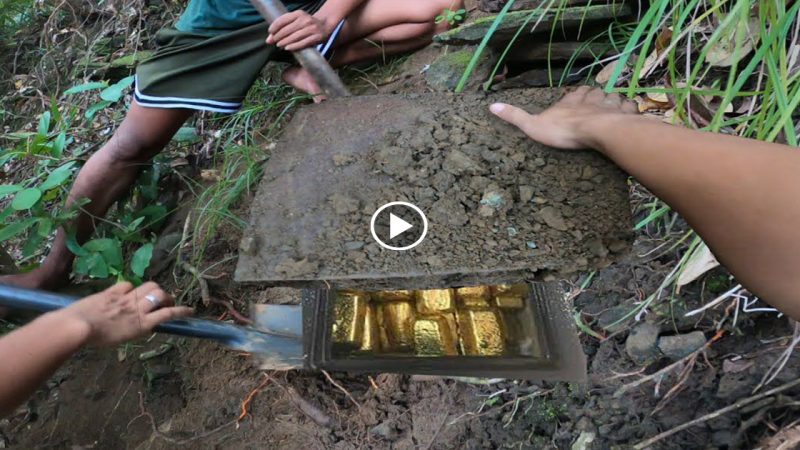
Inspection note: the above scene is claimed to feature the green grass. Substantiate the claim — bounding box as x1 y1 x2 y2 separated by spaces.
456 0 800 321
601 0 800 318
186 76 304 268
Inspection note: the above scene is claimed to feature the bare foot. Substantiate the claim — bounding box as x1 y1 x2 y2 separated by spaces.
282 66 328 103
0 267 70 291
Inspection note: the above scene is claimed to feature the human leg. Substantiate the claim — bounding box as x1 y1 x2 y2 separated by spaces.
283 0 464 97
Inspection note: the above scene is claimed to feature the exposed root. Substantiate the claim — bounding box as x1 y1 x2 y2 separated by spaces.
131 391 237 445
448 388 554 425
754 320 800 393
322 370 362 410
180 262 212 307
634 378 800 449
237 373 271 424
263 373 333 428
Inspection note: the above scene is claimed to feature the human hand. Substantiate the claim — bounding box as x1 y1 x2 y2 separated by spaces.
266 10 331 52
489 86 638 150
61 282 193 347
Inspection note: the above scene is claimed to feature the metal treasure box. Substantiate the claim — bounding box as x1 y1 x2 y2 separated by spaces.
254 282 586 381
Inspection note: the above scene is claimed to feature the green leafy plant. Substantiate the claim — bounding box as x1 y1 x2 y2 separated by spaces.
0 75 166 282
435 8 467 26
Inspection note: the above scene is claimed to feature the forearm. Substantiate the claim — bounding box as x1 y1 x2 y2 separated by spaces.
0 311 89 417
585 115 800 317
314 0 366 26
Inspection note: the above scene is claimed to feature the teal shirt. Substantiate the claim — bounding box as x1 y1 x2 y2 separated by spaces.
176 0 317 36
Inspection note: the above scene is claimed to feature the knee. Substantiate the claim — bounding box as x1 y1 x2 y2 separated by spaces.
103 129 160 165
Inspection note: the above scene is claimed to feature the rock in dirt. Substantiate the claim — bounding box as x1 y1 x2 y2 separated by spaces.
658 331 707 360
595 303 630 333
370 421 402 441
625 322 661 364
478 185 513 217
425 47 496 92
537 206 570 231
570 431 596 450
434 5 630 46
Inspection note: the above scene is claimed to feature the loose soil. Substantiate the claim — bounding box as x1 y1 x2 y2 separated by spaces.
4 251 799 449
236 90 632 289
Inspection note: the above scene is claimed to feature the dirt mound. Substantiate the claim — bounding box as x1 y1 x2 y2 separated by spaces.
236 89 633 289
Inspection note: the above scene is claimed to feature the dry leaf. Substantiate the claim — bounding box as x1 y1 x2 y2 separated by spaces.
595 60 621 85
201 169 221 182
635 95 671 113
706 17 759 67
758 424 800 450
646 91 670 104
638 50 659 79
662 108 679 124
655 26 673 53
677 243 720 287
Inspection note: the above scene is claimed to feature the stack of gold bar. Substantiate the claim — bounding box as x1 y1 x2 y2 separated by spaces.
330 284 533 358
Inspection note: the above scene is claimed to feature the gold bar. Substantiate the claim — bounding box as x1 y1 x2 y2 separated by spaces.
457 309 505 356
414 316 458 356
494 294 525 309
456 286 491 309
492 284 529 296
375 290 414 302
415 289 455 314
332 291 368 348
360 305 379 352
378 302 416 352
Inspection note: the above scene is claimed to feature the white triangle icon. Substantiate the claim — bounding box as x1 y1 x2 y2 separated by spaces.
389 213 413 239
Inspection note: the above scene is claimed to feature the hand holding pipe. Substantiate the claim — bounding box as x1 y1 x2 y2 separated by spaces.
249 0 351 98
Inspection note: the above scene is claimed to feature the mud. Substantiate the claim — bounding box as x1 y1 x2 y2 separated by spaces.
236 89 633 289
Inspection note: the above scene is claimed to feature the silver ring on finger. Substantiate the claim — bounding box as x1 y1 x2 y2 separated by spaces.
144 293 160 308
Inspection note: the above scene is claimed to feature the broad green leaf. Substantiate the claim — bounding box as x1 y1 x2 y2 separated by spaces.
40 162 76 191
66 233 89 257
87 253 109 278
172 127 201 144
85 101 113 120
124 216 146 233
0 218 37 241
134 204 168 223
0 206 14 222
11 188 42 210
51 132 67 158
100 75 135 102
37 218 53 238
21 232 44 258
75 255 90 275
64 81 108 95
38 111 51 136
84 238 115 252
0 184 22 196
130 243 154 277
85 238 123 268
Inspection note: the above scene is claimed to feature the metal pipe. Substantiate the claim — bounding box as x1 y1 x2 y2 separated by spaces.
249 0 351 98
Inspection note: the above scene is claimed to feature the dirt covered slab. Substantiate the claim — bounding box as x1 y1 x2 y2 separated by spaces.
235 89 633 289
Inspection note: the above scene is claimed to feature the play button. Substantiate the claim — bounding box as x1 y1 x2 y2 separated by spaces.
389 213 413 239
370 202 428 251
